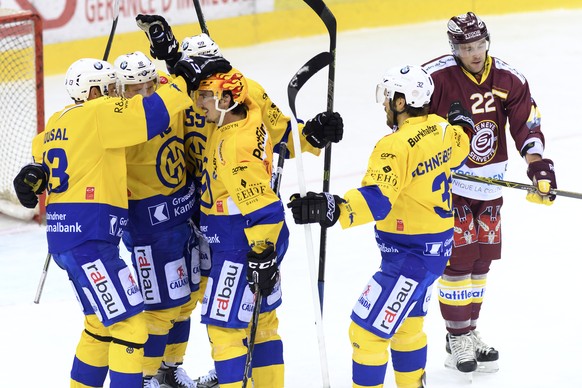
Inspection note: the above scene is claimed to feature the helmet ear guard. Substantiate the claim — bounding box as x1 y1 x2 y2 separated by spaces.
64 58 117 102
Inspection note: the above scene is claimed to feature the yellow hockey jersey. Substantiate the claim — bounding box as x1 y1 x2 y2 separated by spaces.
125 74 196 235
33 79 193 253
198 96 289 254
184 77 319 186
338 115 470 235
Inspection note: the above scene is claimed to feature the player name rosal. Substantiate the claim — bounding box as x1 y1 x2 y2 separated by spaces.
46 222 82 233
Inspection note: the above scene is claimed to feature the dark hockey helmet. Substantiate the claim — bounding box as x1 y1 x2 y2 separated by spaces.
447 12 489 51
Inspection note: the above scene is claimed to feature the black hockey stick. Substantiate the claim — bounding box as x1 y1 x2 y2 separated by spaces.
303 0 337 315
102 0 120 61
192 0 210 36
453 173 582 199
272 52 333 193
242 273 261 388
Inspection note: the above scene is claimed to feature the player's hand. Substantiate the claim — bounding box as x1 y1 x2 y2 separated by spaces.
135 14 180 62
13 163 47 209
526 158 556 205
287 191 343 227
247 245 279 297
302 112 344 148
447 101 475 134
173 55 232 94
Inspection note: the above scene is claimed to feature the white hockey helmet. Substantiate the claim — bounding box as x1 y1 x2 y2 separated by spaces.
181 33 222 57
114 51 159 97
64 58 116 102
375 65 434 108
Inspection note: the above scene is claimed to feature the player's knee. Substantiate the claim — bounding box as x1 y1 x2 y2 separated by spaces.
109 313 148 348
392 317 426 349
349 321 389 365
255 311 280 344
144 306 182 335
175 294 197 322
207 325 247 361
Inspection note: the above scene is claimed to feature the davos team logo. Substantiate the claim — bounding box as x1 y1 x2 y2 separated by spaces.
157 136 186 188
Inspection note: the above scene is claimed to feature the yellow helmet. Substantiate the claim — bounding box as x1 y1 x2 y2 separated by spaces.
198 68 247 105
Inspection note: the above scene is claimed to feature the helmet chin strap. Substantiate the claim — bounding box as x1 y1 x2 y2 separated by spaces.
214 98 239 127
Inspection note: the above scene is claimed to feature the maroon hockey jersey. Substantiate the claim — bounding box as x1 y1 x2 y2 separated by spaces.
423 54 544 200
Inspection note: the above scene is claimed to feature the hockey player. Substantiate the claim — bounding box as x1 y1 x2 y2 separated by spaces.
134 14 343 388
11 56 226 387
184 67 289 387
422 12 557 374
113 51 201 388
287 65 470 388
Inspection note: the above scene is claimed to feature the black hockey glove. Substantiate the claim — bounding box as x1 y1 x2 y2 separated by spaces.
247 245 279 297
302 112 344 148
287 191 343 228
526 158 557 205
447 101 475 134
13 163 47 209
135 14 181 64
173 55 232 94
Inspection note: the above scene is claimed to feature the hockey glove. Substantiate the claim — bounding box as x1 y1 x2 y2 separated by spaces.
173 55 232 94
526 158 557 205
135 14 181 65
287 191 343 228
447 101 475 134
13 163 47 209
302 112 344 148
247 245 279 297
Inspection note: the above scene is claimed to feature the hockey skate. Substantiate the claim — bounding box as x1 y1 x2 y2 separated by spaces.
470 330 499 373
193 369 219 388
444 333 478 373
155 363 197 388
143 376 161 388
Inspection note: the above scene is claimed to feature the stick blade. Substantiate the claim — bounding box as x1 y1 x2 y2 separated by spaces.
287 51 333 117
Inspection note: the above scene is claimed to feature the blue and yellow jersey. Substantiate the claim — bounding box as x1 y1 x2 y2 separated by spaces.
125 74 196 236
33 79 193 253
183 77 317 227
184 77 319 189
339 114 470 235
198 96 289 254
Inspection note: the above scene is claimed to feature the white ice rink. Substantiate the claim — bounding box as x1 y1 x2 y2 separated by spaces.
1 8 581 387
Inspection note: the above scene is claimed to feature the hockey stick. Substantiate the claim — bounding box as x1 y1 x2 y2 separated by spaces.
102 0 120 61
288 51 333 388
303 0 337 315
452 173 582 200
192 0 210 36
33 252 51 304
244 59 332 378
242 273 261 388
